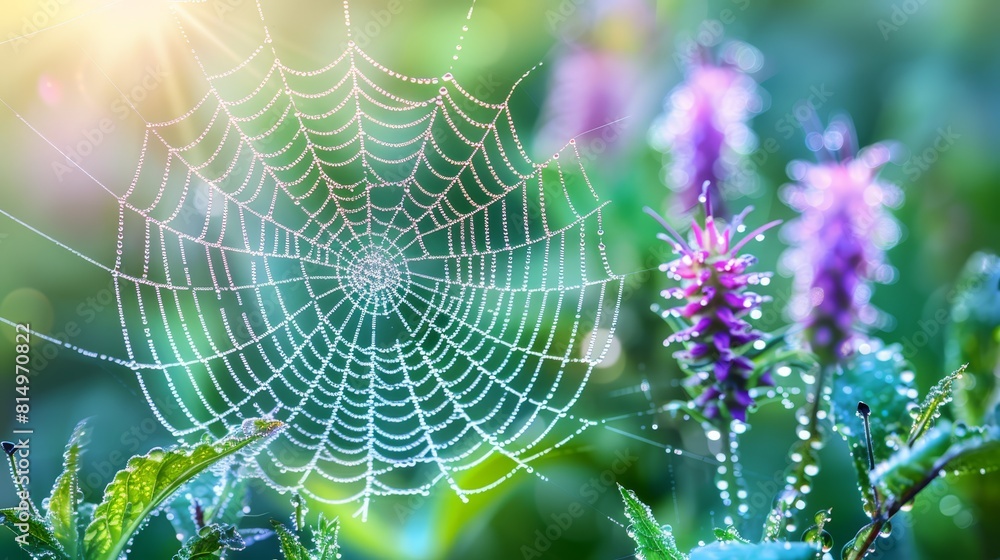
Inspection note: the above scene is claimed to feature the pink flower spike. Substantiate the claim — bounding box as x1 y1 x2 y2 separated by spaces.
692 220 706 249
650 196 776 422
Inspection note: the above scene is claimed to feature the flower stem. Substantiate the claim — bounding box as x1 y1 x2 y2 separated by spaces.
806 363 831 433
761 362 830 541
719 424 745 524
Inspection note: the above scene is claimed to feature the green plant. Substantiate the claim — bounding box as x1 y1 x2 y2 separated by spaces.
621 359 1000 560
1 418 282 560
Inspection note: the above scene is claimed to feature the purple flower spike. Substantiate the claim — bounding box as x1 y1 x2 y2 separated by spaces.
649 193 780 422
780 116 903 362
651 41 764 215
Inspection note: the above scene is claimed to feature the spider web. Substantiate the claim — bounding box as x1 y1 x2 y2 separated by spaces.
1 0 625 518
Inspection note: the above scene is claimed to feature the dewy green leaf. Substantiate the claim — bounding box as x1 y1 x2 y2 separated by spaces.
83 419 282 560
689 541 818 560
46 419 89 559
172 524 245 560
830 343 915 513
872 423 954 502
945 251 1000 425
907 366 966 446
618 484 687 560
872 421 996 503
270 520 310 560
0 508 70 559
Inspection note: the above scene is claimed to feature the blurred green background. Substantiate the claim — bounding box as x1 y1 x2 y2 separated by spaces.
1 0 999 558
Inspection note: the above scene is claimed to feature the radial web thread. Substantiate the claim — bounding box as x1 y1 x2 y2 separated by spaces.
60 1 632 515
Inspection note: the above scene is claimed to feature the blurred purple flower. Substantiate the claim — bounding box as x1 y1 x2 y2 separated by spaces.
534 0 658 158
651 41 765 215
650 194 780 422
779 116 903 362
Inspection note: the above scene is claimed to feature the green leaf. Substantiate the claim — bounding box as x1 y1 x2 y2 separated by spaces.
172 524 245 560
83 419 283 560
0 508 70 559
831 344 915 512
618 484 686 560
46 419 89 559
873 423 954 501
689 542 818 560
872 421 996 503
270 520 311 560
907 366 965 446
945 251 1000 425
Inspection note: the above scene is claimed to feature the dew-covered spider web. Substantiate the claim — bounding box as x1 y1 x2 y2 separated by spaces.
0 0 628 518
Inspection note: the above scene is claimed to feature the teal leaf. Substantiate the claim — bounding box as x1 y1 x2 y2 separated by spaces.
689 541 818 560
83 419 283 560
872 421 995 503
618 484 686 560
46 420 89 559
830 343 915 513
0 508 70 559
172 524 245 560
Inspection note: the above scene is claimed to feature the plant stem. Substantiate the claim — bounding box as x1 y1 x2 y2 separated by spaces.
844 443 957 559
806 363 831 432
719 424 744 524
761 362 830 541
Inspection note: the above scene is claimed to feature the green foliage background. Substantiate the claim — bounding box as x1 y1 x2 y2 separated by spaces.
1 0 999 558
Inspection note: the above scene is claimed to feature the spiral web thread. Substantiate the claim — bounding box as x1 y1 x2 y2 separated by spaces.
0 0 627 518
